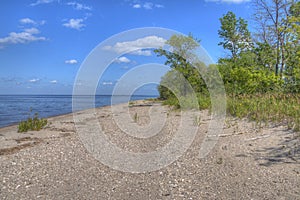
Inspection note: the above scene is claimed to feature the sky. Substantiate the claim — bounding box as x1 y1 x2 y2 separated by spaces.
0 0 253 95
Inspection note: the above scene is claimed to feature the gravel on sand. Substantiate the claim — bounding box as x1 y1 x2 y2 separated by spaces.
0 100 299 199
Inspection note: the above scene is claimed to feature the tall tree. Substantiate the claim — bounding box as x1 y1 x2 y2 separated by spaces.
284 1 300 92
155 34 206 97
218 11 253 62
253 0 293 77
217 11 283 94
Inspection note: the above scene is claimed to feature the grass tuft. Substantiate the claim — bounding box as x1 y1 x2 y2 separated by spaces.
162 93 300 132
18 110 47 133
226 93 300 132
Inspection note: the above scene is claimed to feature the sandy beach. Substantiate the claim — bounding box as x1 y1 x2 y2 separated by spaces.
0 100 299 199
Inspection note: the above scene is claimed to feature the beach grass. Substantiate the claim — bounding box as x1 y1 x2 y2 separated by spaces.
18 112 48 133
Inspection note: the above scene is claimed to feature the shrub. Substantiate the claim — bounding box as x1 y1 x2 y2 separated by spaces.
18 111 47 133
226 93 300 132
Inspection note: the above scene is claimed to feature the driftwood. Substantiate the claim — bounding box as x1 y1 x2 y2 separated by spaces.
207 132 244 138
245 134 271 141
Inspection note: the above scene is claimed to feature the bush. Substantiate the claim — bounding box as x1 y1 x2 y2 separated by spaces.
227 93 300 131
18 111 47 133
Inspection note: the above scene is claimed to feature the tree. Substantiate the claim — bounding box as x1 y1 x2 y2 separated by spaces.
155 34 207 97
253 0 293 77
218 11 253 61
284 1 300 92
253 42 277 71
217 11 283 94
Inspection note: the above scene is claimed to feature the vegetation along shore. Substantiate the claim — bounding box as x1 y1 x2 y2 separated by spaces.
1 1 299 199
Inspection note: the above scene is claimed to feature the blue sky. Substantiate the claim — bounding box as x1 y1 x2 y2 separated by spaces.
0 0 252 95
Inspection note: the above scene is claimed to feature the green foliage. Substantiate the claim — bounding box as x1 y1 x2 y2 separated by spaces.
166 33 200 60
18 111 47 133
155 34 207 98
253 0 292 77
221 65 283 94
156 9 300 134
160 95 198 110
128 101 135 107
218 11 252 60
197 93 211 110
217 12 285 94
284 1 300 92
160 93 210 110
193 115 202 126
254 42 276 71
162 96 180 109
155 34 212 111
178 95 199 110
227 93 300 132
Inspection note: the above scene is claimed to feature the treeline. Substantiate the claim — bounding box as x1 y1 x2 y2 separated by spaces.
218 0 300 94
155 1 300 131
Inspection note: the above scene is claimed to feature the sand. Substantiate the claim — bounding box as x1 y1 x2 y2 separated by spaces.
0 100 299 199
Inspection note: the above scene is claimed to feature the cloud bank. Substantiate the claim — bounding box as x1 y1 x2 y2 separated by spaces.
63 18 85 30
114 56 131 63
67 2 92 10
132 2 164 9
65 59 78 64
29 78 40 83
0 28 46 48
103 36 166 56
19 18 46 26
30 0 58 6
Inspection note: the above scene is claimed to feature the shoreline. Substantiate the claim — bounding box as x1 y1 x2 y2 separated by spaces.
0 100 299 199
0 95 158 129
0 99 154 153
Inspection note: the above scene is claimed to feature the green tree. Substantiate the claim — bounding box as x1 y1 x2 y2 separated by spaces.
155 34 206 98
218 11 253 61
218 11 283 94
253 42 276 71
284 1 300 92
253 0 293 77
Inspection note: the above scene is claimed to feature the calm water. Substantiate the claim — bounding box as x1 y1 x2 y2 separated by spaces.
0 95 157 128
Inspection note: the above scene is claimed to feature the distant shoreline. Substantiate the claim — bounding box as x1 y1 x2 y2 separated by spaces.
0 95 158 128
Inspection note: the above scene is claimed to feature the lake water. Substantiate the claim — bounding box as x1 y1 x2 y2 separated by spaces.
0 95 157 128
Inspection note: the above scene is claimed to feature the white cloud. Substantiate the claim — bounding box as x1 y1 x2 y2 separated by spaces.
65 59 78 64
24 28 40 34
155 4 164 8
20 18 36 25
133 4 141 8
205 0 250 3
131 49 152 56
132 2 164 9
103 36 166 56
63 18 85 30
50 80 57 84
0 28 46 48
29 78 40 83
143 2 154 9
115 56 131 63
102 81 113 85
67 2 92 10
19 18 46 26
30 0 57 6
